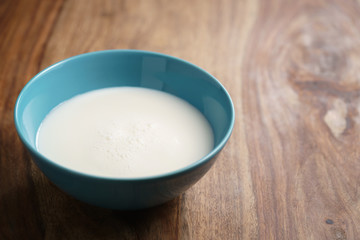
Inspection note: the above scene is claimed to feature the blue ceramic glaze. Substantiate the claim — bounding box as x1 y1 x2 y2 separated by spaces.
14 50 235 210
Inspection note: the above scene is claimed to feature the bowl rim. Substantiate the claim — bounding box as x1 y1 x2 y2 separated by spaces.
14 49 235 181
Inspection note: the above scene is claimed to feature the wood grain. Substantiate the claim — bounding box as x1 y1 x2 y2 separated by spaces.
243 1 360 239
1 0 359 239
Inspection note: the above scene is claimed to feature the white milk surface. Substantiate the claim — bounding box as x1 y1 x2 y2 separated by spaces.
36 87 214 178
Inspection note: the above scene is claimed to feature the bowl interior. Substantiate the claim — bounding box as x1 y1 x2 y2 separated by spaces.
15 50 234 169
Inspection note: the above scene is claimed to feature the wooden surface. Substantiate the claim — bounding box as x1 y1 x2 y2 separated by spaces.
1 0 360 239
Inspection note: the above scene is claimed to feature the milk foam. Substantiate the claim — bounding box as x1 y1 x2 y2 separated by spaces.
36 87 214 178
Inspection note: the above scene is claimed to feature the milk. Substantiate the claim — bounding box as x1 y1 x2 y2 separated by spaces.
36 87 214 178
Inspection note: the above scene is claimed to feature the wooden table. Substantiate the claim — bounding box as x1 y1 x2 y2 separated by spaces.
1 0 359 239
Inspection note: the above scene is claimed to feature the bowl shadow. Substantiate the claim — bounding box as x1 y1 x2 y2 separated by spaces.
1 158 182 239
41 171 182 239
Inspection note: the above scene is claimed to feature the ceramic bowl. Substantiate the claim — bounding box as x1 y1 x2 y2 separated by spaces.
14 50 234 210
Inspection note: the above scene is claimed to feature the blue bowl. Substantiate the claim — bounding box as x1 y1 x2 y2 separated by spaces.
14 50 234 210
